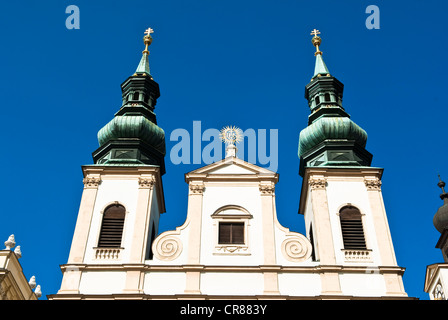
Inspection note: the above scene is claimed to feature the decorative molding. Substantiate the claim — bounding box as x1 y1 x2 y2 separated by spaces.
281 236 312 262
215 245 249 255
138 176 156 189
152 234 183 261
364 178 382 190
259 182 275 195
342 249 372 263
83 176 101 188
189 183 205 194
94 248 121 260
211 205 253 219
308 177 326 190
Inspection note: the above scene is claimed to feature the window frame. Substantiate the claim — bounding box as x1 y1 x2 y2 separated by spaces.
211 205 252 256
338 205 367 250
96 202 127 249
218 221 245 245
337 204 373 263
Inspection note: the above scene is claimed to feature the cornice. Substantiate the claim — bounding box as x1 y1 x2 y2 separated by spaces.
58 263 406 274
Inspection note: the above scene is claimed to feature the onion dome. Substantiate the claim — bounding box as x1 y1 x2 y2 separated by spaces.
433 175 448 233
298 29 372 176
97 116 165 154
298 117 368 157
92 28 166 174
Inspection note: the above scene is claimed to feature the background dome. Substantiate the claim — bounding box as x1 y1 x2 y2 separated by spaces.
433 202 448 233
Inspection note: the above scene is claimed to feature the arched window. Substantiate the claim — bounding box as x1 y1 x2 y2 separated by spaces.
315 96 320 105
98 204 126 248
132 92 140 101
324 93 331 102
339 205 367 250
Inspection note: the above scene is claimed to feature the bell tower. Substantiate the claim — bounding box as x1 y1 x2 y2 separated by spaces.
298 29 407 297
424 176 448 299
50 28 166 298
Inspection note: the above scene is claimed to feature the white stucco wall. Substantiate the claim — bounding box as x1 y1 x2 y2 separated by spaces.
200 272 264 296
325 179 381 266
339 272 386 296
79 271 126 294
83 179 140 264
200 183 264 266
278 272 321 296
144 272 186 295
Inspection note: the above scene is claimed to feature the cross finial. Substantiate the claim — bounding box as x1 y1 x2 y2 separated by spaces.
142 27 154 54
310 28 323 56
310 29 320 37
438 174 446 193
145 28 154 36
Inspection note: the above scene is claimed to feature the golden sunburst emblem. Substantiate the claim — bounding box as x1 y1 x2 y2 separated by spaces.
220 126 243 145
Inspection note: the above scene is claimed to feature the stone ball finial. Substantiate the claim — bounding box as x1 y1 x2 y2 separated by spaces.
34 285 42 298
4 234 15 250
14 245 22 258
29 276 36 289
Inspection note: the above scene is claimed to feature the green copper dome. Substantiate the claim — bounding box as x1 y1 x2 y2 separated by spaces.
298 116 368 157
92 29 167 173
297 30 373 176
97 115 165 154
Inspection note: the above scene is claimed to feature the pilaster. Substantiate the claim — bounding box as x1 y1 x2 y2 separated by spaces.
67 172 102 264
184 182 205 294
308 176 337 265
364 176 397 266
128 174 156 263
259 182 280 295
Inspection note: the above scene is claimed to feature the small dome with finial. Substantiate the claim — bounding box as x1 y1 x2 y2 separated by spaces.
433 175 448 233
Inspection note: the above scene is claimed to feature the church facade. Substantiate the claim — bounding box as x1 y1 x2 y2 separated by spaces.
48 29 412 300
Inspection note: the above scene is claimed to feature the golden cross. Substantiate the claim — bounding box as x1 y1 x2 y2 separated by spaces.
145 28 154 36
310 28 322 55
142 27 154 54
310 29 320 37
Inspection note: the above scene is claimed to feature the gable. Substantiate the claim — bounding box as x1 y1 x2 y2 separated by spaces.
208 163 257 175
187 157 275 176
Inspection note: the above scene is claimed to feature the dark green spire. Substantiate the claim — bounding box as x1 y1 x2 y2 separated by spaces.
298 30 372 177
92 28 166 174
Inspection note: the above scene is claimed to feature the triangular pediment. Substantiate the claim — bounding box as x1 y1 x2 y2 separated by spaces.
424 263 448 293
208 164 256 175
185 157 277 178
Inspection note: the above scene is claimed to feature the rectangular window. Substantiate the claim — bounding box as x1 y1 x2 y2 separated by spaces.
219 222 244 244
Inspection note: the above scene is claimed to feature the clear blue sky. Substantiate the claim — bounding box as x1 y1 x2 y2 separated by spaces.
0 0 446 300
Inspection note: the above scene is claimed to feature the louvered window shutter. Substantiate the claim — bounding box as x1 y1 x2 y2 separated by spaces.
98 204 126 248
339 206 367 250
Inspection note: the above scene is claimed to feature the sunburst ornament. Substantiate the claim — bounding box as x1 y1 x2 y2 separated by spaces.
220 126 243 145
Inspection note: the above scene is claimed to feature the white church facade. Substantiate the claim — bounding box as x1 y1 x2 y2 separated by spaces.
48 29 412 300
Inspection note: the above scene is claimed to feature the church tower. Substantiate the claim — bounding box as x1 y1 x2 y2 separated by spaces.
297 30 407 296
50 28 166 297
424 176 448 299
